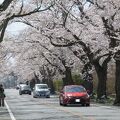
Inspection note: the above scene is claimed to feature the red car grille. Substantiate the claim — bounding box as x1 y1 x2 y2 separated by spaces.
66 96 89 104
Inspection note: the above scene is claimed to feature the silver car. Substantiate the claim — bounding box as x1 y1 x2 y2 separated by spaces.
19 84 31 95
33 84 50 98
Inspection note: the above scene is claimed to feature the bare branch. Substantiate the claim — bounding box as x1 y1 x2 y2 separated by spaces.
86 0 105 10
0 17 10 42
0 1 55 43
0 0 13 12
18 0 24 15
12 2 55 18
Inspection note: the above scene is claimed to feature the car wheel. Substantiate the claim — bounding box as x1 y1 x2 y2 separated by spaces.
86 103 90 106
33 95 36 98
63 103 67 106
60 97 67 106
81 104 85 106
46 96 50 98
29 92 31 95
59 99 63 106
19 92 22 95
62 100 67 106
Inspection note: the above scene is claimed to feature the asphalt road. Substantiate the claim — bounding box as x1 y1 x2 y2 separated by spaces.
1 89 120 120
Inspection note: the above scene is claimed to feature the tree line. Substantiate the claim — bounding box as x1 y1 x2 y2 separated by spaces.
0 0 120 105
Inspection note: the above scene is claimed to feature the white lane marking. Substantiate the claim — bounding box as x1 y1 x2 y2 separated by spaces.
5 100 16 120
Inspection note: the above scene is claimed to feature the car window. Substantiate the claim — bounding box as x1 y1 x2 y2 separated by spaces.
21 85 30 90
36 85 48 89
23 85 30 89
65 86 86 92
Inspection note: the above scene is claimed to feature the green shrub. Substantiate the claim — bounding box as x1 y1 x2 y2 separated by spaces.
53 74 84 93
72 74 84 85
53 79 63 93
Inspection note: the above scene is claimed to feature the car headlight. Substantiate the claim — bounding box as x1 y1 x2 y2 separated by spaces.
65 94 72 98
67 94 72 97
35 91 39 94
66 94 72 98
46 91 50 95
84 94 90 98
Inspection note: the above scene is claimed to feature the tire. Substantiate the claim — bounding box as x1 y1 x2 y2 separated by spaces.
59 99 63 106
33 95 36 98
19 92 22 95
46 96 50 98
86 103 90 106
62 100 67 106
82 104 85 106
63 103 67 106
60 102 63 106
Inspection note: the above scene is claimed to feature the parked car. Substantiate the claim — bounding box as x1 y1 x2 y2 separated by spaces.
33 84 50 98
19 84 31 95
59 85 90 106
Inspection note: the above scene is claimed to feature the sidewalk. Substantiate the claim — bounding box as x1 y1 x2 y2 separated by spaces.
0 106 10 120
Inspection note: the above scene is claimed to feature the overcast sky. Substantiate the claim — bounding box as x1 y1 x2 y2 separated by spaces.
6 22 28 35
0 0 28 35
0 0 3 4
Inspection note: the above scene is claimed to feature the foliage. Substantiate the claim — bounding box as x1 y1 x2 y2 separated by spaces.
1 0 120 104
53 79 63 93
53 73 84 93
72 74 84 85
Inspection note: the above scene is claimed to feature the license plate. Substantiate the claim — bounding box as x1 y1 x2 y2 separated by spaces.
75 99 80 102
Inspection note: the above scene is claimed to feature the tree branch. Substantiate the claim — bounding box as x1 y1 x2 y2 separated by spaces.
0 1 55 43
0 0 13 12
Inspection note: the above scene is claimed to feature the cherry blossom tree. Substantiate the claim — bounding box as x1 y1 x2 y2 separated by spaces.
0 0 54 42
86 0 120 105
40 0 110 100
14 0 110 99
24 31 76 86
1 0 120 105
52 0 120 104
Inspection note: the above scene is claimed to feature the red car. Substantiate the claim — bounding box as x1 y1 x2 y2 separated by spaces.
59 85 90 106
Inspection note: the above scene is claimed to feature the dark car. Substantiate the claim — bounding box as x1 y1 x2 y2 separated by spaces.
19 84 31 95
33 84 50 98
59 85 90 106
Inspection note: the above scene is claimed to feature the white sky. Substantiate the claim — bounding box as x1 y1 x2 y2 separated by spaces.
6 22 28 35
0 0 28 35
0 0 4 4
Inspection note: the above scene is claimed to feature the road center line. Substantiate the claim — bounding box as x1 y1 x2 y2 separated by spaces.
5 100 16 120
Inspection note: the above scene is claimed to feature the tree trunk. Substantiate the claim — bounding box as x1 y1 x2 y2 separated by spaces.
114 60 120 105
30 78 36 90
94 62 107 99
48 79 55 94
62 67 74 86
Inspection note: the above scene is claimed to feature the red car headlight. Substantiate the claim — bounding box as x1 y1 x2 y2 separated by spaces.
86 94 90 98
64 94 72 99
67 94 72 97
82 94 90 99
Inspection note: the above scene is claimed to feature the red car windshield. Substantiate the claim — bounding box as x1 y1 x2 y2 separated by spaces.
65 86 86 93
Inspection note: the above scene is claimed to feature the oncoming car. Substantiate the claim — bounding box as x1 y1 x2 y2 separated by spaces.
19 84 31 95
33 84 50 98
59 85 90 106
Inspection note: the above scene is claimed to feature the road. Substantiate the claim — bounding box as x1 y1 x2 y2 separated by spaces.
0 89 120 120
